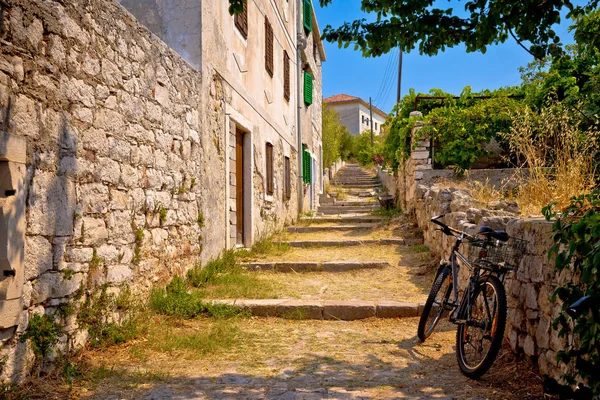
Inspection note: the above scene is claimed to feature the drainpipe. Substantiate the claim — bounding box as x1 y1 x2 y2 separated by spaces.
296 0 306 214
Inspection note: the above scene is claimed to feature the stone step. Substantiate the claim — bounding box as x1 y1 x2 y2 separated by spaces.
242 260 390 272
209 299 423 320
318 205 379 211
332 183 381 188
277 238 423 247
300 216 386 224
331 177 379 181
318 209 377 215
332 201 378 207
287 224 379 233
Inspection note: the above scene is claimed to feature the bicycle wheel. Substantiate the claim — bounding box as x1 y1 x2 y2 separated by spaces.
417 266 453 342
456 275 507 379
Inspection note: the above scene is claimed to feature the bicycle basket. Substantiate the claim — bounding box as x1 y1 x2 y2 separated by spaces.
466 236 528 271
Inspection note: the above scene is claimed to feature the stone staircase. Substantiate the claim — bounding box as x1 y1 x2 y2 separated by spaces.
211 164 429 320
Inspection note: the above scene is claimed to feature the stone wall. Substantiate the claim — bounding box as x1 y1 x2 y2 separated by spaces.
0 0 227 381
388 123 573 381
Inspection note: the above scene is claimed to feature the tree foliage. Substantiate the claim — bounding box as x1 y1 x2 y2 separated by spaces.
543 192 600 395
382 87 522 171
316 0 599 59
322 104 351 168
520 9 600 120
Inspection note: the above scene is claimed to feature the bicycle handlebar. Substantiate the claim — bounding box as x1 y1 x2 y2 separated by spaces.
430 214 473 238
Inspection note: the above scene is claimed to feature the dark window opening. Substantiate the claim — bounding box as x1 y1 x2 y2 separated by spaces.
235 2 248 39
265 17 274 77
266 143 274 195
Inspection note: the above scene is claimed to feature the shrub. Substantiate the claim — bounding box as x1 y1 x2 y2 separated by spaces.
543 190 600 394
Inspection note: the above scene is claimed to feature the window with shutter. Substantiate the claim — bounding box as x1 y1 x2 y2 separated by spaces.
283 51 290 101
234 2 248 40
303 72 313 105
303 0 312 34
284 156 291 199
265 17 274 77
266 143 274 195
302 145 311 184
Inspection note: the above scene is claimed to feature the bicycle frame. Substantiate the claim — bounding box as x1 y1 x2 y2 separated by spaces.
442 229 503 325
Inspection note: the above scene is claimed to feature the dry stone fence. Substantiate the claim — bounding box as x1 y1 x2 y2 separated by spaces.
379 119 575 382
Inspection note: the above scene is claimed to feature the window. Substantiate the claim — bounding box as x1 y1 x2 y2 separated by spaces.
234 1 248 39
284 156 291 199
303 0 312 34
266 143 274 195
362 116 365 124
302 145 311 184
265 17 274 77
303 72 313 105
283 51 290 101
375 122 378 130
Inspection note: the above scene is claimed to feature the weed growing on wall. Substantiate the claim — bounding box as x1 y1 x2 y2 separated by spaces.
21 314 63 370
543 190 600 394
78 286 147 348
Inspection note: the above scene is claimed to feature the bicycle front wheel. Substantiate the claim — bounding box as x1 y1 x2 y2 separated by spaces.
417 266 452 342
456 275 507 379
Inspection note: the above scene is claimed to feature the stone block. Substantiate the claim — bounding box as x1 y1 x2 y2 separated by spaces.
106 265 133 284
523 335 536 356
32 272 83 304
375 301 419 318
277 300 323 319
323 300 375 320
535 314 551 349
24 236 53 281
81 218 108 246
243 299 286 317
27 172 76 236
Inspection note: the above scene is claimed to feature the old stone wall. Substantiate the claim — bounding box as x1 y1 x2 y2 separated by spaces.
0 0 227 381
387 124 573 381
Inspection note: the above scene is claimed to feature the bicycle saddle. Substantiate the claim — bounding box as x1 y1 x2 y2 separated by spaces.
478 226 509 242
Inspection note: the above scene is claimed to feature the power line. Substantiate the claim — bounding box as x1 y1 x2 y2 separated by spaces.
375 52 399 110
373 48 398 107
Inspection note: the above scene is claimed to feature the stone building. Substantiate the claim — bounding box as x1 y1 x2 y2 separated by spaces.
0 0 324 381
325 94 388 136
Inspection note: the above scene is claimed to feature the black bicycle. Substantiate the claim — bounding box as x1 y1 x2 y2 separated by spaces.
417 214 528 378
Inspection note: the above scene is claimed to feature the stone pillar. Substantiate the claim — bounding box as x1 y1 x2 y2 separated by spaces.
400 112 432 213
0 132 26 328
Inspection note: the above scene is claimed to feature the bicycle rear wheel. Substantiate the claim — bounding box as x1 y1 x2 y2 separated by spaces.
417 266 453 342
456 275 507 379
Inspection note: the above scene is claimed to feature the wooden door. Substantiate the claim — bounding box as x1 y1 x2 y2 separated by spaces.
235 131 244 245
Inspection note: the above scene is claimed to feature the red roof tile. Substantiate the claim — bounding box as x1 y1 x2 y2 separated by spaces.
324 94 360 103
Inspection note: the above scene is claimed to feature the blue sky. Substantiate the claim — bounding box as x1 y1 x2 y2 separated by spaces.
315 0 576 114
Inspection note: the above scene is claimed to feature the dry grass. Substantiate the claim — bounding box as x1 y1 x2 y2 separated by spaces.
434 177 514 205
503 103 598 214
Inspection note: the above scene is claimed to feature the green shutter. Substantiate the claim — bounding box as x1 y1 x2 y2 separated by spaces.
304 72 313 105
302 145 311 184
303 0 313 33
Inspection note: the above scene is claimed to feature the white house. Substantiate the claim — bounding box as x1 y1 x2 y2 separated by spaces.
324 94 388 135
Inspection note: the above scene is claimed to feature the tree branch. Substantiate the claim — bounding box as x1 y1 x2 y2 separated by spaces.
508 27 540 59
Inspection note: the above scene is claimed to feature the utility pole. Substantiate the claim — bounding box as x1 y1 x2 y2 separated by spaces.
396 50 403 115
369 97 374 147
